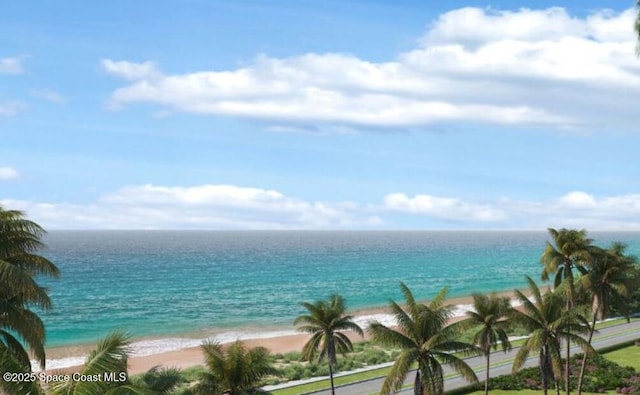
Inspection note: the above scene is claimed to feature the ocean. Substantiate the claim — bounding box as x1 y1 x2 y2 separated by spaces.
38 230 640 366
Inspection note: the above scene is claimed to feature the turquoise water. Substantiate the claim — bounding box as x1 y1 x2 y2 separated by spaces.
39 231 640 348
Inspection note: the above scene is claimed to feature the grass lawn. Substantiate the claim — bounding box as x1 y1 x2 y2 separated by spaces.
602 343 640 371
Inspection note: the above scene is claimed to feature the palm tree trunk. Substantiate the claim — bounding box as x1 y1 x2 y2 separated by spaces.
565 262 574 395
565 337 571 395
328 338 336 395
414 370 422 395
576 314 597 395
484 352 490 395
540 350 548 395
328 362 335 395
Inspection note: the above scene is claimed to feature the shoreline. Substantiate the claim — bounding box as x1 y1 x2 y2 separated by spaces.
41 289 527 374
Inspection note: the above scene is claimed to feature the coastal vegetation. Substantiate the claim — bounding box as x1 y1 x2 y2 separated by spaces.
541 228 595 395
368 284 478 395
48 332 153 394
455 293 512 395
576 242 638 394
488 352 640 394
510 276 595 395
294 294 364 395
188 340 276 395
0 206 60 394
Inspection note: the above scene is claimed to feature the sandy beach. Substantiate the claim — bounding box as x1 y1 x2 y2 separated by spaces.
43 289 528 375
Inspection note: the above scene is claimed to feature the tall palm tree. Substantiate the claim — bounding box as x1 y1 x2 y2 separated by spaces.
368 283 478 395
0 206 60 370
48 331 150 395
511 276 594 395
456 293 512 395
576 243 638 395
294 294 363 395
194 340 275 395
582 243 637 321
540 228 594 395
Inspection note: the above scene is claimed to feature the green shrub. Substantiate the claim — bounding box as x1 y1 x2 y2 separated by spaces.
282 365 304 381
285 351 302 360
488 354 640 393
316 365 330 376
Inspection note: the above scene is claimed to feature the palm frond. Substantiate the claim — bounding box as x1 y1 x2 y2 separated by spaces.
436 351 479 384
428 286 449 310
0 343 45 395
0 260 53 309
139 366 184 394
333 318 364 336
0 301 46 368
388 299 419 340
300 332 324 361
200 340 274 394
72 332 131 394
104 385 156 395
379 349 418 395
368 321 416 350
82 332 131 376
512 343 531 374
0 330 34 370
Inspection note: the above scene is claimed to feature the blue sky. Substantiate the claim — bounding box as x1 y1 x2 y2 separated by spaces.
1 0 639 230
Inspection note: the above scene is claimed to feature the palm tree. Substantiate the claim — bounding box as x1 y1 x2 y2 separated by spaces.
136 366 184 394
576 243 638 395
194 340 275 395
48 331 150 395
540 228 594 395
294 294 363 395
511 276 594 395
456 293 512 395
0 344 45 395
0 206 60 371
541 228 594 296
368 283 478 395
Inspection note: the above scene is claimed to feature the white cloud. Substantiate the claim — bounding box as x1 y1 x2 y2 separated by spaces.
2 185 638 230
496 192 640 230
382 191 640 229
557 191 597 209
383 193 507 222
30 88 66 104
102 6 639 133
0 57 24 74
2 184 382 230
423 7 638 44
0 167 19 181
102 59 160 81
0 101 26 116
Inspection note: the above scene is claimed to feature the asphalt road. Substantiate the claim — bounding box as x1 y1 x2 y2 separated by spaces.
308 319 640 395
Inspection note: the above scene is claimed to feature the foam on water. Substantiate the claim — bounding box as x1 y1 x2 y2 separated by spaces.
39 308 481 370
38 356 86 371
451 304 474 317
